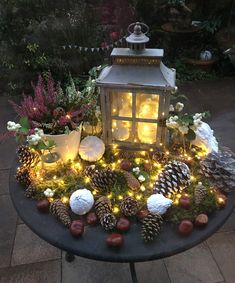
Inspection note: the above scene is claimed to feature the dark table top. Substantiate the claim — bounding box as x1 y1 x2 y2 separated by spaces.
9 159 235 263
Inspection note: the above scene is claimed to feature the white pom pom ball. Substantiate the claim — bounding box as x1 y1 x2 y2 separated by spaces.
147 194 173 215
69 189 94 215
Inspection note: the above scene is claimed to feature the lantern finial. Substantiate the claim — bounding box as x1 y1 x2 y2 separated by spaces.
126 22 150 51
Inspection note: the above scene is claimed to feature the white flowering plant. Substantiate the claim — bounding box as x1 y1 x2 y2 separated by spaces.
7 116 55 152
167 102 210 142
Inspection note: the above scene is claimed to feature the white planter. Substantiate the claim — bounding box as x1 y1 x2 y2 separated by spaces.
45 127 82 162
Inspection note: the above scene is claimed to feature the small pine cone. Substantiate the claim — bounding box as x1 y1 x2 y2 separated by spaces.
84 165 96 178
194 182 208 205
100 213 117 231
50 199 71 227
121 170 140 191
25 183 37 198
90 169 117 190
95 196 111 219
120 196 138 216
141 213 163 242
15 167 31 187
152 150 168 164
17 145 40 167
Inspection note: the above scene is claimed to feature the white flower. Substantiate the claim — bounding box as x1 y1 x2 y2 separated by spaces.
27 133 41 145
194 119 203 128
86 86 92 92
138 175 146 182
178 125 189 135
91 79 96 83
132 167 140 175
34 128 44 137
97 65 102 71
169 104 174 112
175 102 184 112
44 188 54 198
193 113 203 120
7 121 21 132
166 116 179 129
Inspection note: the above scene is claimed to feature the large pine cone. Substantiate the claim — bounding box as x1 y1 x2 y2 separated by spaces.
154 160 190 197
121 171 140 191
95 196 111 219
120 196 138 217
84 165 96 178
141 213 163 242
15 167 31 187
50 199 71 227
194 182 208 205
200 150 235 193
85 166 118 190
100 213 117 231
17 145 40 167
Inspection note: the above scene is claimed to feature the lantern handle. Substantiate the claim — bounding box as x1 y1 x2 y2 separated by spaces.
127 22 149 35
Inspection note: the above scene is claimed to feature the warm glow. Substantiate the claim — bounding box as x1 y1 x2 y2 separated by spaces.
118 195 123 200
61 196 69 203
128 191 134 197
140 185 146 192
113 207 119 214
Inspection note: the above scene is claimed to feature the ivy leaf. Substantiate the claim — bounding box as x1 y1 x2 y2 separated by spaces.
185 129 196 141
19 117 30 130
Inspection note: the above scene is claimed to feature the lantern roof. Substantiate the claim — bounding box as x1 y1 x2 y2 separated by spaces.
97 48 176 90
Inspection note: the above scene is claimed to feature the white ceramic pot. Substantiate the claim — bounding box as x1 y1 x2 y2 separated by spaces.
45 127 82 162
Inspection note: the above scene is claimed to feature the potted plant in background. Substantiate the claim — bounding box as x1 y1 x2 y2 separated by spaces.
8 70 100 162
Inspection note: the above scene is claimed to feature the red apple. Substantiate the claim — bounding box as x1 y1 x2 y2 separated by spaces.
106 233 124 248
117 217 131 232
195 214 208 227
70 220 84 237
178 220 193 236
36 199 50 213
86 212 98 225
179 196 191 209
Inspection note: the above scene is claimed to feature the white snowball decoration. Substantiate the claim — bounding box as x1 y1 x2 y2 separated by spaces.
69 189 94 215
79 136 105 162
200 50 212 61
191 122 218 154
147 194 173 215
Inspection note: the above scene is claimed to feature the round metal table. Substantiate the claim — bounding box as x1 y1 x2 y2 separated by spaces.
9 159 235 283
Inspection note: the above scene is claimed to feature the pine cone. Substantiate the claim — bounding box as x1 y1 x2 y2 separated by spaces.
100 213 117 231
88 168 118 190
194 182 208 205
84 165 96 178
154 160 190 197
25 183 37 198
141 213 163 242
120 196 138 216
200 150 235 193
95 196 111 219
121 170 140 191
50 199 71 227
15 167 31 187
152 150 168 164
17 145 40 167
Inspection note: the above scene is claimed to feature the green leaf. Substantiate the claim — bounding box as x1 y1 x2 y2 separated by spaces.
185 129 196 141
19 117 30 130
37 141 49 150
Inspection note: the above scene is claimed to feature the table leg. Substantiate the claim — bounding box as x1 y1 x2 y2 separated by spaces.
65 252 75 262
129 262 138 283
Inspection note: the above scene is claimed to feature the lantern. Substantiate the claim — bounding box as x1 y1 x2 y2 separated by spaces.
97 22 177 149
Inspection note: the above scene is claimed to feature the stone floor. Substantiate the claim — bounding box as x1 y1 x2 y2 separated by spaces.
0 77 235 283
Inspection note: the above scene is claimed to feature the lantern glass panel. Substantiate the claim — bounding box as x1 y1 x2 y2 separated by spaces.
111 91 132 117
136 93 159 120
137 122 157 144
112 119 132 142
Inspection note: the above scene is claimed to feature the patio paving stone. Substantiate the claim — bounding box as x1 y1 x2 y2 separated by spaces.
0 194 17 268
164 242 224 283
0 260 61 283
0 169 10 195
11 224 61 266
207 231 235 283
